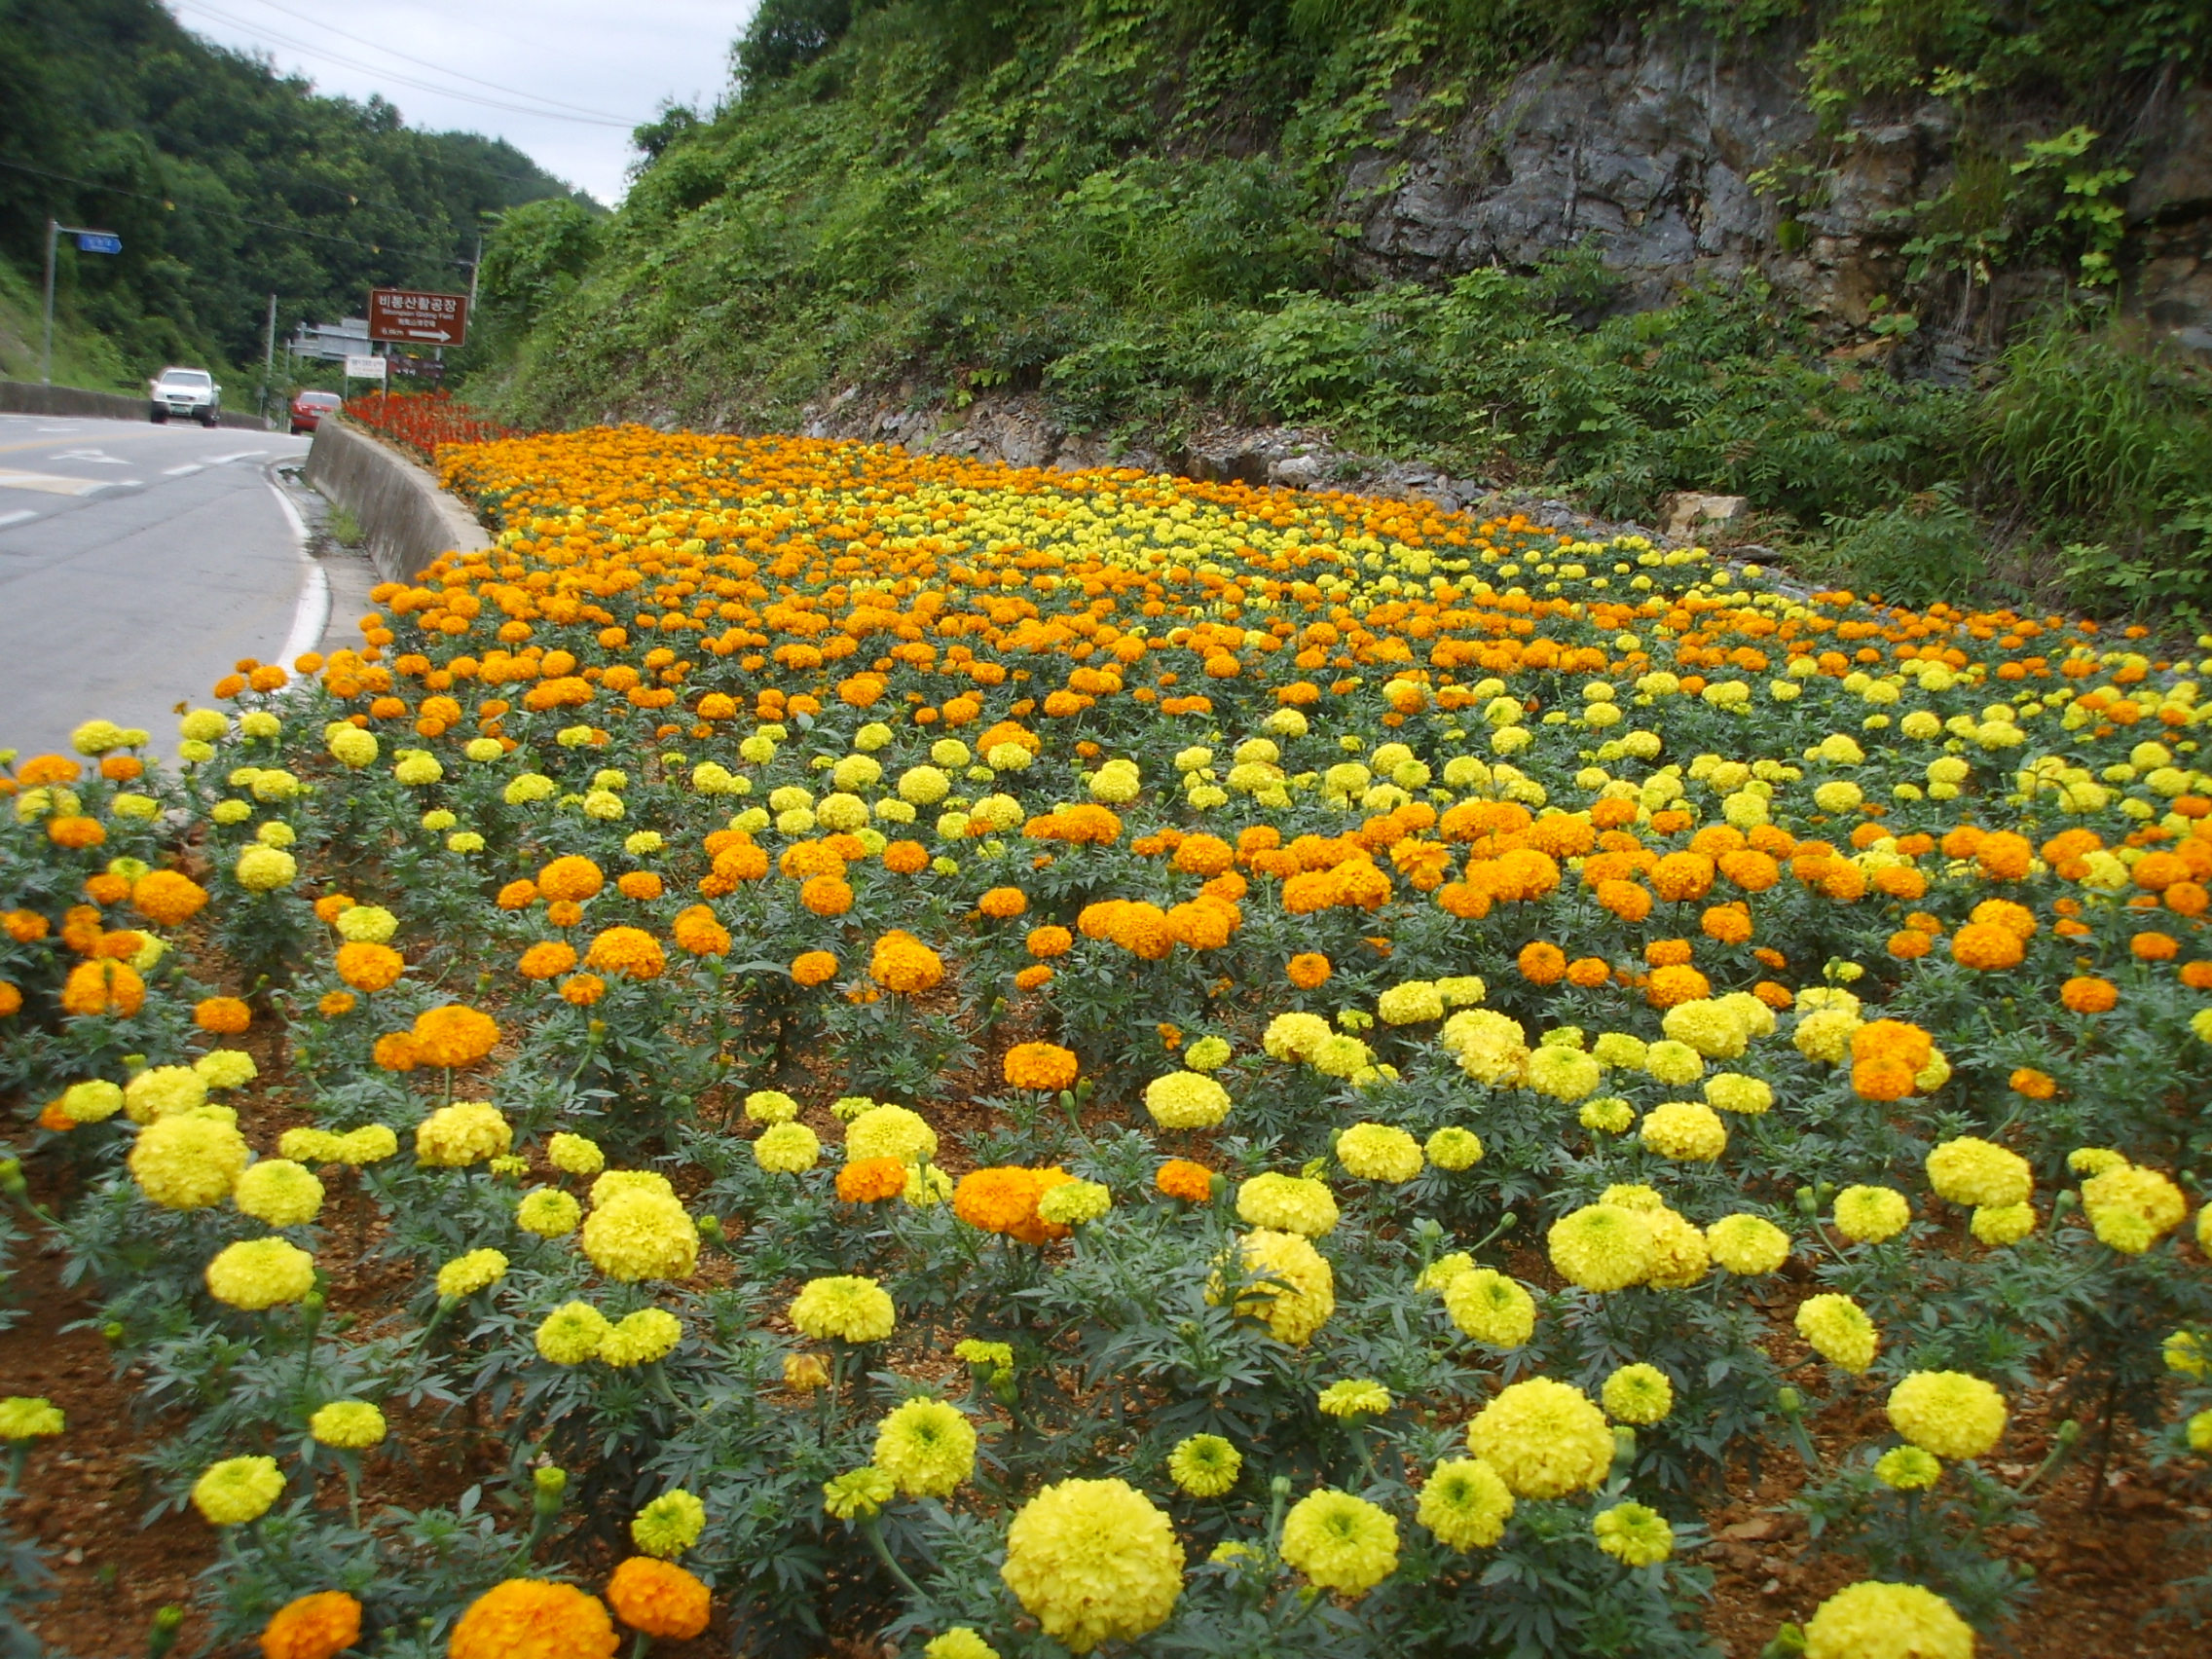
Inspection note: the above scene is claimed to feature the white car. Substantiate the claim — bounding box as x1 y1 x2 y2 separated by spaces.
150 367 222 425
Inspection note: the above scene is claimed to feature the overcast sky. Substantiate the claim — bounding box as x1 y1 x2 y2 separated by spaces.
168 0 756 204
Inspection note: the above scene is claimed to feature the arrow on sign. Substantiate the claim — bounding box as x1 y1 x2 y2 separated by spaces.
399 328 453 342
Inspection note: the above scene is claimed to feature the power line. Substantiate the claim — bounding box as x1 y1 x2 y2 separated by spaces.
174 0 641 128
225 0 644 123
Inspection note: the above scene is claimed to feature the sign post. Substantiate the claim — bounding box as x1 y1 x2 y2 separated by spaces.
42 221 123 385
342 354 387 392
366 287 469 349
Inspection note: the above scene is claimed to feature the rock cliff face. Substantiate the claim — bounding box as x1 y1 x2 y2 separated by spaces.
1351 15 2208 347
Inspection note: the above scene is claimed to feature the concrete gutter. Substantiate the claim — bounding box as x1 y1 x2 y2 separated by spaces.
304 417 492 585
0 378 269 429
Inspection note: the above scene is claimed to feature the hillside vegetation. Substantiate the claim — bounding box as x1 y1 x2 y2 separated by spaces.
0 0 587 386
487 0 2212 615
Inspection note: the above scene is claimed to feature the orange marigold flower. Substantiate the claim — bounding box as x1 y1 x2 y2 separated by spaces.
336 940 405 992
977 885 1028 920
1172 834 1235 877
670 906 730 956
584 927 666 980
1887 930 1932 960
1004 1043 1078 1092
2060 976 2119 1014
195 996 252 1035
1851 1020 1933 1072
1851 1057 1919 1101
449 1578 618 1659
1287 951 1331 989
1700 903 1752 945
1014 964 1052 990
88 873 132 910
1752 980 1794 1009
953 1166 1075 1245
372 1032 420 1071
1950 922 2024 971
131 870 208 927
2 909 50 943
318 990 356 1017
1566 956 1611 987
2131 931 2180 961
561 974 606 1006
496 879 539 910
519 941 579 981
313 894 355 924
1595 878 1652 922
17 756 81 787
2009 1067 2058 1100
781 842 846 880
538 856 606 903
37 1098 71 1130
870 931 945 995
1026 926 1073 959
410 1004 500 1067
616 870 664 902
547 900 585 929
836 1157 910 1203
60 959 143 1016
1643 938 1695 968
792 950 838 986
260 1589 362 1659
1156 1160 1214 1203
606 1557 711 1641
48 816 106 850
2181 961 2212 990
0 981 23 1016
92 929 143 960
1516 941 1567 985
882 839 930 875
800 876 854 917
1644 962 1712 1008
1970 899 2037 940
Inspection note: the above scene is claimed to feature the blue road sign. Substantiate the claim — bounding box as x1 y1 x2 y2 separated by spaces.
75 233 122 254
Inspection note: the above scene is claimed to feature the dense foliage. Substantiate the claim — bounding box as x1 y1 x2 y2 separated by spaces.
0 0 587 382
5 429 2212 1656
485 0 2212 611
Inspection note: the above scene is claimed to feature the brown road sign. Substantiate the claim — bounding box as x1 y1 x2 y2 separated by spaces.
367 287 469 346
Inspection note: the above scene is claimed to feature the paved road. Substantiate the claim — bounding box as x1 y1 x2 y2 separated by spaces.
0 412 315 765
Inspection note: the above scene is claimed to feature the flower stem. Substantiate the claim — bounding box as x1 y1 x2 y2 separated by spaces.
860 1513 926 1601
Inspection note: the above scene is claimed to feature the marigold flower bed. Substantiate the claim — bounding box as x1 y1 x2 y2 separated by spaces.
4 427 2211 1657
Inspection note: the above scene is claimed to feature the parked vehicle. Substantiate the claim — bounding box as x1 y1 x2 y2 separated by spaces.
149 367 221 425
288 389 344 434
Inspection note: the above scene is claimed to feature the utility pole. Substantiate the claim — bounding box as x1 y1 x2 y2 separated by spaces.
41 219 56 385
467 234 482 310
262 292 277 423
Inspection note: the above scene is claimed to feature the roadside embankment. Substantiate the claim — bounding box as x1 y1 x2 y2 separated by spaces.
0 378 268 428
304 416 491 584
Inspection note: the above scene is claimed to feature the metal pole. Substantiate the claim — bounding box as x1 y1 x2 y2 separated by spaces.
468 235 481 310
41 219 57 385
264 292 276 373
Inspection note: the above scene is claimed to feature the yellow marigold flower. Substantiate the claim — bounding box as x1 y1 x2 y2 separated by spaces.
581 1188 699 1282
874 1396 977 1496
631 1489 706 1558
1643 1208 1712 1288
1210 1230 1335 1346
449 1579 618 1659
204 1237 316 1310
434 1248 508 1300
58 1080 124 1124
232 1159 324 1227
1601 1363 1674 1424
1036 1179 1111 1225
1704 1072 1773 1115
124 1064 206 1124
845 1103 939 1163
1317 1379 1392 1419
1001 1478 1184 1652
1887 1371 2008 1460
1443 1268 1535 1348
235 844 298 891
1802 1581 1972 1659
1418 1456 1513 1551
1235 1172 1337 1236
1425 1126 1484 1168
129 1113 250 1210
548 1131 606 1174
1971 1201 2038 1245
791 1274 897 1344
192 1455 284 1525
1263 1011 1333 1061
823 1465 895 1520
1547 1204 1653 1292
1874 1446 1942 1490
1641 1099 1728 1161
309 1401 387 1450
1796 1294 1879 1374
1377 980 1445 1024
1144 1070 1232 1128
2082 1163 2188 1252
753 1122 821 1173
1167 1433 1241 1497
0 1398 64 1439
1706 1213 1790 1274
2164 1331 2210 1379
1280 1488 1399 1599
924 1629 1000 1659
1832 1184 1912 1243
517 1187 582 1236
415 1101 511 1167
1464 1378 1613 1498
1592 1501 1674 1567
1336 1122 1422 1182
535 1301 612 1365
1925 1137 2030 1209
1661 998 1749 1059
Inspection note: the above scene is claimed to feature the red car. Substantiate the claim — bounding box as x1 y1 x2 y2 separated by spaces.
289 390 344 434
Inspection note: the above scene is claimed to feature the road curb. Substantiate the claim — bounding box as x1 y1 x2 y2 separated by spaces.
0 378 269 429
303 417 492 585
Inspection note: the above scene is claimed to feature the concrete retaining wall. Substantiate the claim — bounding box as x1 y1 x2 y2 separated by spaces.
0 378 268 428
305 417 491 585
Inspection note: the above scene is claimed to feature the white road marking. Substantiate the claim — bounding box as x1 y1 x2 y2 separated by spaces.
0 470 113 496
163 463 204 476
210 450 268 464
49 449 128 463
0 509 36 528
267 476 329 672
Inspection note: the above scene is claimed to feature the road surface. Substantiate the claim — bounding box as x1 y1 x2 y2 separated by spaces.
0 411 316 766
